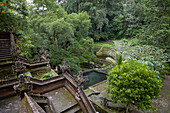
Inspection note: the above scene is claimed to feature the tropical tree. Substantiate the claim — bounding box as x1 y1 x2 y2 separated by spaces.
24 0 95 74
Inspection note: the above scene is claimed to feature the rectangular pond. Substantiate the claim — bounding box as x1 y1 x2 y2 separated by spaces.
83 71 107 89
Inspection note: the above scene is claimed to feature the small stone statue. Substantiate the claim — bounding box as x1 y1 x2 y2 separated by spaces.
73 71 87 99
17 74 31 84
100 97 108 106
33 55 40 62
12 61 26 76
73 71 87 87
59 61 70 73
13 74 32 99
39 48 51 61
55 66 58 73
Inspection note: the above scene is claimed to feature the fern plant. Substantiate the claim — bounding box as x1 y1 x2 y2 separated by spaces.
106 51 123 66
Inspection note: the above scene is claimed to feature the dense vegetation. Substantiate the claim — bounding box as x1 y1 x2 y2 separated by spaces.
1 0 169 73
0 0 169 112
62 0 169 50
107 60 162 111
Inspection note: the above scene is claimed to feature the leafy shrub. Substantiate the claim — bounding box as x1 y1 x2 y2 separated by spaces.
107 60 162 111
112 40 130 52
129 38 139 46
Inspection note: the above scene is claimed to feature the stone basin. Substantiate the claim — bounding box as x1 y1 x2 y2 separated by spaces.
83 71 107 89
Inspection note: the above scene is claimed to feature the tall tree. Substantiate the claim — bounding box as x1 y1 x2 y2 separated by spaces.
26 0 95 73
136 0 170 50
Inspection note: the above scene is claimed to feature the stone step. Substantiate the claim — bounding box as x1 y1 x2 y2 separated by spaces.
0 35 10 38
61 103 81 113
0 58 13 62
75 110 83 113
0 55 12 59
0 39 10 41
0 49 11 54
0 52 11 56
0 33 10 38
35 100 48 104
0 53 11 56
0 51 10 54
0 48 11 51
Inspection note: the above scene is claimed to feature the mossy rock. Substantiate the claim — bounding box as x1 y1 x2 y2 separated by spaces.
96 46 115 57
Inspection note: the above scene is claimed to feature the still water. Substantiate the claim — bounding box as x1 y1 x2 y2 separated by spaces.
83 71 107 89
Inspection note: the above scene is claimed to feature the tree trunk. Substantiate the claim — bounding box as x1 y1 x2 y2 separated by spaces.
126 105 129 113
77 0 80 12
52 31 56 43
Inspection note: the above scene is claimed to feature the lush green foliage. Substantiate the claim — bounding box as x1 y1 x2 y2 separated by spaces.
107 60 162 111
124 45 169 78
62 0 123 41
136 0 170 50
0 0 28 32
94 42 114 48
62 0 169 51
1 0 169 75
0 0 96 74
25 1 95 74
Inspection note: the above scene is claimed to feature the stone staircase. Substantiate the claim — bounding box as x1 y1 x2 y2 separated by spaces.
0 32 12 62
0 32 14 75
0 32 50 75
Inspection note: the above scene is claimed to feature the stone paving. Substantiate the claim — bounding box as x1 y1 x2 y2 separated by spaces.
85 75 170 113
43 87 77 112
0 96 20 113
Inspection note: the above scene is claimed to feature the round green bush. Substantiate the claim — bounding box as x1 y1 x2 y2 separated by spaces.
107 60 162 111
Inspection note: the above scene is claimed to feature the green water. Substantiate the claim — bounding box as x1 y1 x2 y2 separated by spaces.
83 71 107 89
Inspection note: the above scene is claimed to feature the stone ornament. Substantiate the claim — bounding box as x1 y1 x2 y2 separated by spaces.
59 61 70 73
100 97 108 106
33 55 40 62
12 61 26 76
73 71 87 87
73 71 87 98
13 74 32 98
39 48 51 61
